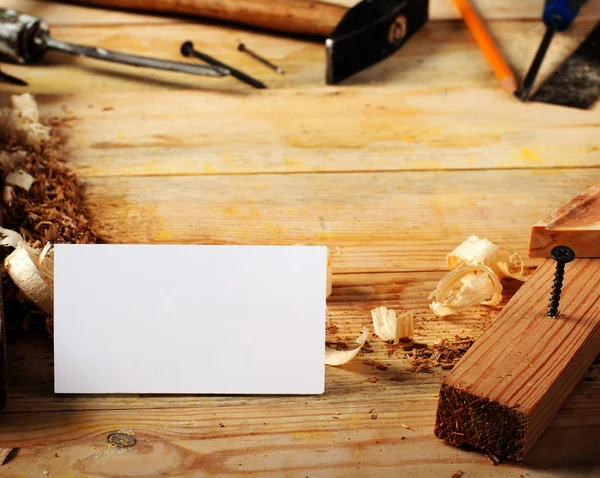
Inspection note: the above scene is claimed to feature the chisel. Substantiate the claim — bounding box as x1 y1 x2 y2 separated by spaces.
519 0 588 101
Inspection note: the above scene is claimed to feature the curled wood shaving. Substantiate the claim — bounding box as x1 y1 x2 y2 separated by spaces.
430 236 527 317
5 169 34 191
325 327 368 366
4 243 53 314
0 226 24 248
447 235 527 281
429 264 502 317
0 448 15 466
371 306 414 343
1 94 50 151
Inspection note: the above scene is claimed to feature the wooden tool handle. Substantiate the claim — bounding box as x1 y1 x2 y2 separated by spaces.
72 0 348 37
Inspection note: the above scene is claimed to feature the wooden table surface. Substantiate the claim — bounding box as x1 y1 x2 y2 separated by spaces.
1 0 599 476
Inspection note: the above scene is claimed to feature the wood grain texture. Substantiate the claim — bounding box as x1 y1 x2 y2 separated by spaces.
77 169 599 275
0 0 598 475
3 20 595 96
435 259 600 460
4 0 600 24
530 183 600 258
71 0 347 36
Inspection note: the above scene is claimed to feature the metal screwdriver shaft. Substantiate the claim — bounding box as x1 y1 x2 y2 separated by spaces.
0 9 227 79
40 36 228 78
547 245 575 318
519 23 557 101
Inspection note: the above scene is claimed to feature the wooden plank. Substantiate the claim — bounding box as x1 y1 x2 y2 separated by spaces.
35 86 598 176
2 20 593 96
76 169 599 274
435 259 600 460
530 184 600 258
0 364 599 475
5 0 600 25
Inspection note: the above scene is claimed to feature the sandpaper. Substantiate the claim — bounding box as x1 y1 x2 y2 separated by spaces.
531 22 600 109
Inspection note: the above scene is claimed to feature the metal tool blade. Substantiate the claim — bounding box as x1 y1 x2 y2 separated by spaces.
42 36 228 78
326 0 428 85
530 21 600 109
0 68 27 86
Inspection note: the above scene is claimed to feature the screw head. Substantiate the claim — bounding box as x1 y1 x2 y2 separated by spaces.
551 245 575 263
180 41 194 57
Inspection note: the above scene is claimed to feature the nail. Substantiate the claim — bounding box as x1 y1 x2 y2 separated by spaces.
547 245 575 318
181 41 266 89
238 43 285 75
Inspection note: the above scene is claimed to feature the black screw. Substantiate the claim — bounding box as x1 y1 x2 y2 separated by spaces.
547 245 576 318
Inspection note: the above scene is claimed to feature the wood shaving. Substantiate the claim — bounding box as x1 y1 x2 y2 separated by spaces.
0 448 14 466
1 94 102 333
430 236 528 317
485 452 500 466
364 358 388 371
366 377 378 383
371 306 414 343
325 327 368 366
406 336 474 374
370 414 378 419
401 423 413 431
451 471 464 478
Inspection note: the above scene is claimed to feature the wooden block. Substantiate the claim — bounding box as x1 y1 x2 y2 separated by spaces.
529 184 600 258
434 258 600 460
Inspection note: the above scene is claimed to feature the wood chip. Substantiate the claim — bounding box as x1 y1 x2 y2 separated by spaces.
0 448 14 466
366 377 378 383
406 336 474 374
370 414 378 419
401 423 413 431
364 358 388 371
451 471 464 478
389 376 403 382
485 452 500 466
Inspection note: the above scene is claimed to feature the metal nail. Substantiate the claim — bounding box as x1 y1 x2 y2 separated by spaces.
238 43 285 75
181 41 266 89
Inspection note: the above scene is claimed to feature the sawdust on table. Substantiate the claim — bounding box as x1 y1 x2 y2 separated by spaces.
1 114 102 334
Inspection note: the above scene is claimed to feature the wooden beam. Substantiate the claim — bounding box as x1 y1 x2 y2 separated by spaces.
530 183 600 258
434 258 600 460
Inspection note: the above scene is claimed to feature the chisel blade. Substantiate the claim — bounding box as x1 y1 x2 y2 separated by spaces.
326 0 428 85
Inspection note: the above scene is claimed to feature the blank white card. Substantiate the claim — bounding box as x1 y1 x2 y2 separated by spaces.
54 245 327 394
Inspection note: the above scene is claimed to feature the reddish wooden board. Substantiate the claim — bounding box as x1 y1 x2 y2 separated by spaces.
530 183 600 258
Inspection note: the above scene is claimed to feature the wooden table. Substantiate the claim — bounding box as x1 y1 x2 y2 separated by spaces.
1 0 599 475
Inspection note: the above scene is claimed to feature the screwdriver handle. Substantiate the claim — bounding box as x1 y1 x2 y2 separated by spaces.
543 0 588 30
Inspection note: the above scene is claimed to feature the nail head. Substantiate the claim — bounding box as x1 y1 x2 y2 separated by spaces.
180 41 194 57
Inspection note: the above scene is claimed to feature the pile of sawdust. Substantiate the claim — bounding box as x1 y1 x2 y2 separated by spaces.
1 95 102 334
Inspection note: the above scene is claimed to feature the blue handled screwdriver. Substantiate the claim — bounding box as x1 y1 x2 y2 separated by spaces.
519 0 588 101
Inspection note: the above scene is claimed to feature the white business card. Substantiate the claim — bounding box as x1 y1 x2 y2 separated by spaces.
54 245 327 394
